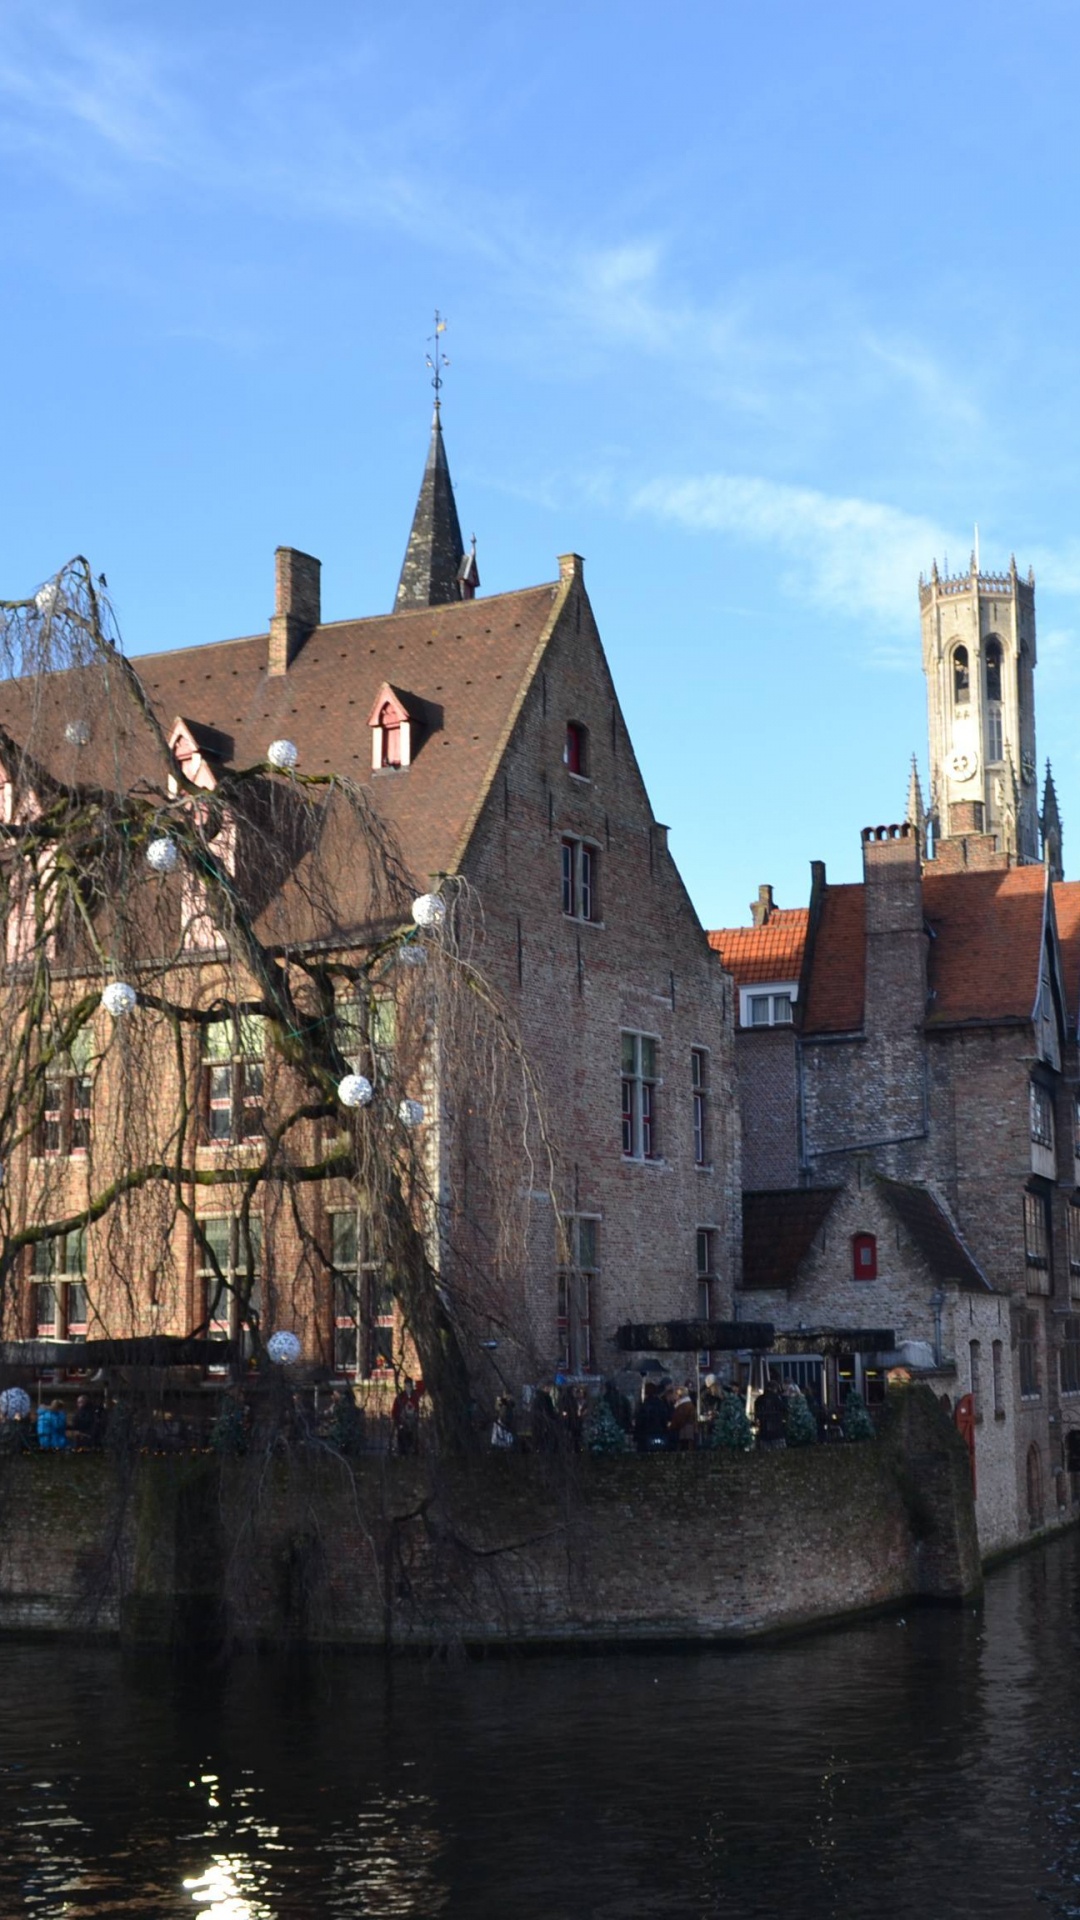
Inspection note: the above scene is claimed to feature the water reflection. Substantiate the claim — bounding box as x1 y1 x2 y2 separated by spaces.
5 1539 1080 1916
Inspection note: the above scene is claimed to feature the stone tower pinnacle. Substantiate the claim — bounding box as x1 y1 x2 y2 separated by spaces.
905 754 927 853
1041 760 1064 882
918 551 1040 864
394 402 468 612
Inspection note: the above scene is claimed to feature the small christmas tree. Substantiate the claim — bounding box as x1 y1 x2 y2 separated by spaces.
585 1397 632 1455
709 1393 754 1452
784 1389 817 1447
842 1389 875 1442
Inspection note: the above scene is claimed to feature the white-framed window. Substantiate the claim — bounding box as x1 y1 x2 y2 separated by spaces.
556 1215 598 1373
691 1048 708 1166
200 1014 264 1146
561 837 599 921
1031 1082 1055 1150
32 1229 87 1340
739 983 797 1029
329 1209 393 1378
621 1032 659 1159
196 1215 263 1348
35 1024 93 1158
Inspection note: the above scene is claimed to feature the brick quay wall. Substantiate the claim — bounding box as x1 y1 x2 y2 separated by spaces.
0 1390 983 1649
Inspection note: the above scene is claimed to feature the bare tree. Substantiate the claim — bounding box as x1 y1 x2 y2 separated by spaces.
0 559 552 1453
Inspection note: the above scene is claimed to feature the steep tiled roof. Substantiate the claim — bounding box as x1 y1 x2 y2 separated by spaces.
708 909 807 990
741 1188 842 1289
801 884 865 1034
1054 880 1080 1031
875 1177 991 1292
922 864 1046 1025
0 584 563 924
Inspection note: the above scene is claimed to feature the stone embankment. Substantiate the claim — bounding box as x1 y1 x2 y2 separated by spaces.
0 1387 981 1649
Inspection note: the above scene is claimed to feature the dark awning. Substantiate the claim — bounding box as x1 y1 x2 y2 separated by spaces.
0 1337 240 1368
615 1321 775 1353
771 1328 895 1356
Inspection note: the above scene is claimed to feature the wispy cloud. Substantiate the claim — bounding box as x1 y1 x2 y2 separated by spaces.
632 470 959 642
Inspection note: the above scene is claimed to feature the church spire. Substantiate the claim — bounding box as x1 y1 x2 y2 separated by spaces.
394 313 469 613
905 754 927 853
1041 759 1064 882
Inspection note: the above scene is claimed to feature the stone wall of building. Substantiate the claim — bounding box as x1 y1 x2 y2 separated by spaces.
462 563 739 1379
0 1390 982 1649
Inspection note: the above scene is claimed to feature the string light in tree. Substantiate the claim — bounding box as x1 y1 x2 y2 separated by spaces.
337 1073 373 1109
398 1098 424 1128
267 1330 302 1366
411 893 446 929
267 739 299 771
102 981 137 1017
397 944 426 967
146 836 180 874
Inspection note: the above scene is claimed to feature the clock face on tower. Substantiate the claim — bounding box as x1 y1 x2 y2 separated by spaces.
949 745 978 783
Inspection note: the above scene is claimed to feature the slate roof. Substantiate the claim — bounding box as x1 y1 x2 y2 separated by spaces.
1053 879 1080 1030
874 1177 991 1292
394 406 468 611
741 1188 842 1288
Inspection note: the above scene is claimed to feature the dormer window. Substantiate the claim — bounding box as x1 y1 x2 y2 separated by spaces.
564 722 589 778
368 684 417 771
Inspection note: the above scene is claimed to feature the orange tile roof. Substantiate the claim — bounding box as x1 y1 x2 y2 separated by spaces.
709 912 807 984
922 864 1046 1025
801 884 865 1034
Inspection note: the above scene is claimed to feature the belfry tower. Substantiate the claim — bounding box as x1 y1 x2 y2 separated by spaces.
919 554 1041 865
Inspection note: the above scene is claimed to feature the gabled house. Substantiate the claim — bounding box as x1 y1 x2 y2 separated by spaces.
0 406 738 1398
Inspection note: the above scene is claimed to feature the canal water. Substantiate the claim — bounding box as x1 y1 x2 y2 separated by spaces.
3 1533 1080 1919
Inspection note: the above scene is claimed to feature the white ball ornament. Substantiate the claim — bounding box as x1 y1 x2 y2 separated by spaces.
64 720 90 747
338 1073 373 1109
267 1330 302 1366
267 739 299 771
412 893 446 929
398 1098 424 1128
146 836 180 875
0 1388 31 1418
102 981 137 1017
34 582 59 616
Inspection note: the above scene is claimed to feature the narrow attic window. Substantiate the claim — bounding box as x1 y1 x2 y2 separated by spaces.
564 722 589 778
378 705 402 767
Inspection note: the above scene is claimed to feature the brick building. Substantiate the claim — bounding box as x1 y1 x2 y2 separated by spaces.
0 403 737 1397
712 559 1080 1555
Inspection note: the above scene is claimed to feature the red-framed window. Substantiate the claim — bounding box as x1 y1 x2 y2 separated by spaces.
564 722 588 777
691 1049 708 1165
378 703 402 768
852 1232 877 1280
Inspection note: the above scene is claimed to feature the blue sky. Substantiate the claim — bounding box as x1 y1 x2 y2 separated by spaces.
3 0 1080 927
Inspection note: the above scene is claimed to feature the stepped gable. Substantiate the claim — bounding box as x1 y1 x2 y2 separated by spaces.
921 864 1047 1026
741 1188 842 1289
874 1178 991 1292
800 884 865 1034
0 583 561 905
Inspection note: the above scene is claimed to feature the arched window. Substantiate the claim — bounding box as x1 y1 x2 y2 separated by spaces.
985 636 1003 703
852 1232 877 1280
953 645 970 705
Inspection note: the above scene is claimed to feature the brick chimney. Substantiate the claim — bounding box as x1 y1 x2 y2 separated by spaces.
269 547 321 677
750 884 775 928
861 823 927 1031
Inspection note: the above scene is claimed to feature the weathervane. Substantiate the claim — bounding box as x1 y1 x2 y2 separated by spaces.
425 310 450 408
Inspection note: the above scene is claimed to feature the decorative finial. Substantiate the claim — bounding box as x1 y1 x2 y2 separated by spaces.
974 523 981 575
425 310 450 411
